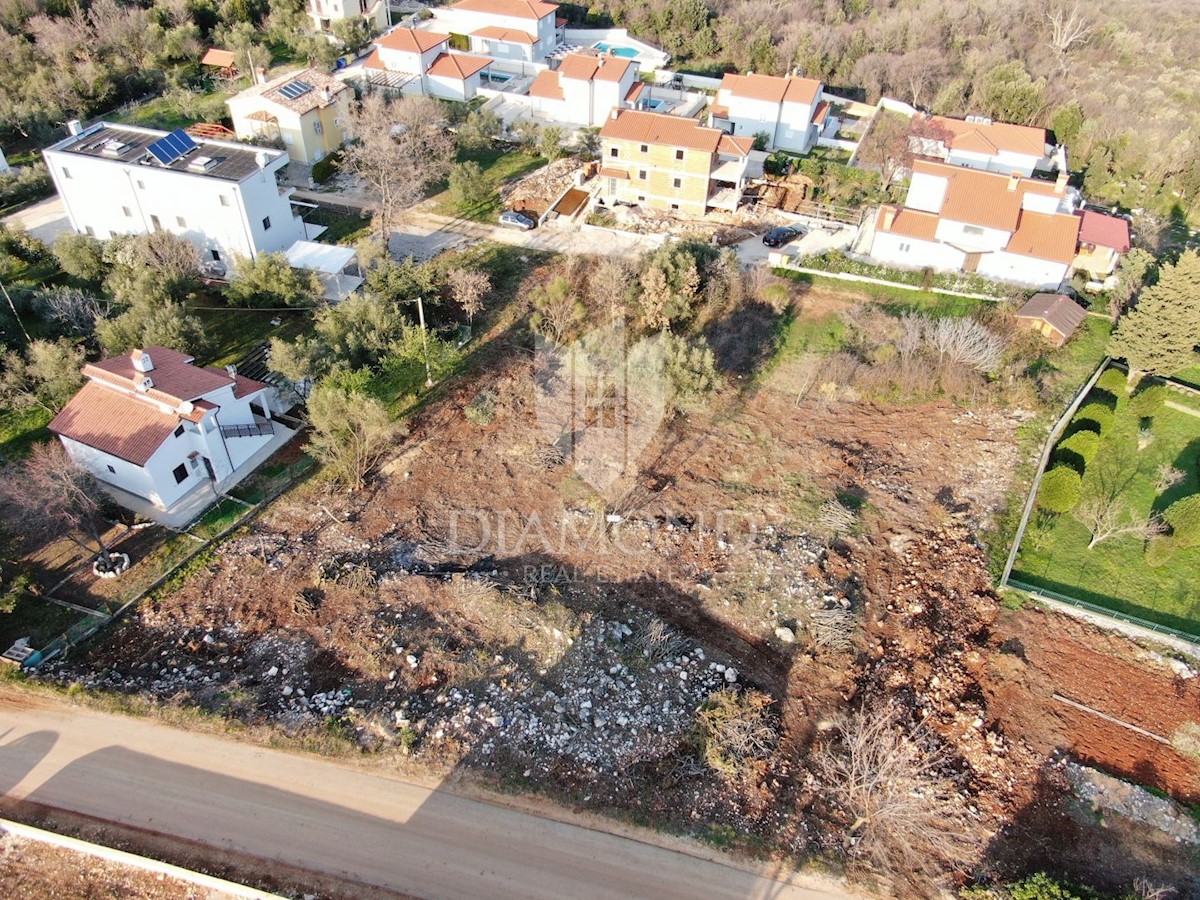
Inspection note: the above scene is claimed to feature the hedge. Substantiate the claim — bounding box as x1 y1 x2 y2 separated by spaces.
1095 368 1128 395
1074 402 1114 435
1037 465 1082 514
1055 430 1099 470
1129 383 1167 417
1163 494 1200 548
801 252 1020 300
312 150 343 185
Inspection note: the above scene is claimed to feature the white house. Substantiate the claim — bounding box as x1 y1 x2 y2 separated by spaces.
710 72 826 154
870 159 1081 289
911 115 1053 177
363 28 492 100
428 0 561 67
43 122 307 267
527 53 639 126
227 68 352 165
307 0 388 38
48 347 282 515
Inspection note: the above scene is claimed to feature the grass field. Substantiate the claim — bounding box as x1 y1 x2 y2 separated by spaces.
190 293 313 369
112 90 236 132
431 147 546 222
1014 384 1200 635
774 268 984 314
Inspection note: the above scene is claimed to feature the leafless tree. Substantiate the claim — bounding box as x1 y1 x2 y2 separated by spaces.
927 317 1005 373
0 442 116 565
341 93 455 240
897 311 926 361
816 702 980 880
1073 495 1165 549
445 267 490 324
858 112 954 184
1045 0 1095 56
35 287 111 336
1153 464 1186 495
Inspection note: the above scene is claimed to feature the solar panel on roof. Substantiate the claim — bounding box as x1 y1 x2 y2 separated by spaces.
278 80 313 100
146 128 198 166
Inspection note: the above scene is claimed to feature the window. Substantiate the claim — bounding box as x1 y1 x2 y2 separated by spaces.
150 215 161 232
123 206 132 218
173 424 185 438
899 242 911 253
262 216 272 230
136 180 144 190
638 170 647 181
672 178 681 189
637 195 645 202
211 249 221 261
639 144 648 153
313 121 323 135
176 216 186 228
172 463 188 484
675 150 684 161
962 224 984 236
107 464 116 474
609 147 618 158
670 204 679 211
219 195 230 207
62 167 71 179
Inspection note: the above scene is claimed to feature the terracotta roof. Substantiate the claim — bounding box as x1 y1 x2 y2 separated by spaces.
929 115 1048 158
598 166 629 179
471 25 536 44
529 70 563 100
600 109 723 153
812 100 830 126
375 27 449 54
49 381 186 466
594 57 633 83
556 52 631 83
913 159 1064 232
877 205 940 242
555 14 566 25
1015 293 1088 336
84 346 231 407
783 76 822 105
449 0 557 19
710 103 729 119
230 373 271 399
1075 209 1131 252
234 68 348 116
718 73 822 106
201 49 236 68
625 82 645 103
362 49 386 71
717 134 753 157
1005 210 1080 264
427 52 491 79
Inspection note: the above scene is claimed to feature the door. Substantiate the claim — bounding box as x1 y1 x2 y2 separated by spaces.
202 457 216 480
963 252 982 273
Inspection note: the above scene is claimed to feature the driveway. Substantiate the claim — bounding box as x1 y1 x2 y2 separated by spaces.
0 691 855 900
735 219 859 268
4 195 71 245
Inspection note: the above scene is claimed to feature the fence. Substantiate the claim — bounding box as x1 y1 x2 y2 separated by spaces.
769 262 1009 302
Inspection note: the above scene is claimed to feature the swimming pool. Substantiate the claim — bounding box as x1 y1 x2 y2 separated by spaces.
644 97 666 110
592 42 639 59
485 72 512 83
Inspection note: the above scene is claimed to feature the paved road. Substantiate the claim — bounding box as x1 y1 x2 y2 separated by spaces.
3 195 72 244
0 692 852 900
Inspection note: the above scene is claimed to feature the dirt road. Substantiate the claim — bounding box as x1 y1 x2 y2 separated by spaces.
0 691 851 900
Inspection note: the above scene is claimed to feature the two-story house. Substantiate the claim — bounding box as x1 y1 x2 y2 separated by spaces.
43 122 307 267
49 347 282 516
429 0 560 68
527 53 639 126
362 27 493 100
910 114 1053 176
597 109 761 216
1072 209 1132 281
307 0 387 38
709 72 826 154
870 159 1081 289
227 69 352 165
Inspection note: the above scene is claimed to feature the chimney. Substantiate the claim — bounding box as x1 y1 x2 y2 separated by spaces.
67 119 83 136
225 364 238 377
135 375 154 393
322 87 333 104
881 206 897 230
1054 168 1069 195
610 108 619 121
1006 173 1020 192
131 349 154 373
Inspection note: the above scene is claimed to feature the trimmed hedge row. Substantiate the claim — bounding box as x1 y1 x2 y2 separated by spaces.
801 251 1019 299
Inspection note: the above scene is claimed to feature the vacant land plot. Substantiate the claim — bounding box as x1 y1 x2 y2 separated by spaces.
1014 383 1200 634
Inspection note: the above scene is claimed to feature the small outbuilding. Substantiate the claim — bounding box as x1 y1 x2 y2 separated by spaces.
285 240 362 302
201 48 238 78
1014 292 1088 347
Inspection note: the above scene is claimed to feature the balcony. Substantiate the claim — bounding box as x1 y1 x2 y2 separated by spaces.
220 416 275 439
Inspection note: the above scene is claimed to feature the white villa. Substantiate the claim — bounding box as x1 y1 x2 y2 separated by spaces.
527 53 639 126
362 27 492 100
43 122 308 268
49 347 284 516
306 0 388 39
870 159 1081 289
428 0 562 68
911 115 1054 177
710 72 826 154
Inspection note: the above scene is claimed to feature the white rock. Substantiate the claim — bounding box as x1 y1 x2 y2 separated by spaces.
282 685 293 696
266 666 278 677
774 626 796 644
406 654 419 667
724 668 738 683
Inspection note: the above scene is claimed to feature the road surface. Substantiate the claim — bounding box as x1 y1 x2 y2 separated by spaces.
0 691 852 900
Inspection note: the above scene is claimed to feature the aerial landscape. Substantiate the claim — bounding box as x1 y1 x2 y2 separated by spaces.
0 0 1198 897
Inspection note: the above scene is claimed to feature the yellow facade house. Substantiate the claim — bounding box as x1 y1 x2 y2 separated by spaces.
227 69 352 166
597 109 759 217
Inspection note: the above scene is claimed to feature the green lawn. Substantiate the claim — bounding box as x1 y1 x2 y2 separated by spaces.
112 89 237 132
190 293 313 369
307 207 372 246
0 405 53 460
431 147 547 222
1014 386 1200 635
1174 365 1200 390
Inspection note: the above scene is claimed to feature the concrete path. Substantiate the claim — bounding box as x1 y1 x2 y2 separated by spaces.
3 195 70 245
0 692 854 900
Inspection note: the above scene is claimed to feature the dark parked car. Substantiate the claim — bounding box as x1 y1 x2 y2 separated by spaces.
499 211 536 230
762 225 802 248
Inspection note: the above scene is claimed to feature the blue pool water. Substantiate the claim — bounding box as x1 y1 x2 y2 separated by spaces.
592 42 639 58
486 72 512 83
644 98 666 110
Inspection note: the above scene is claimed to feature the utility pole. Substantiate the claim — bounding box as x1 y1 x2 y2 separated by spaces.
0 278 31 344
415 295 433 387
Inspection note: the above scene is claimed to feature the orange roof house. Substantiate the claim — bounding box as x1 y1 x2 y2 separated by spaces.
711 71 826 153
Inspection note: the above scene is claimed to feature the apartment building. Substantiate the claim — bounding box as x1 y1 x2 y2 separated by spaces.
227 68 352 165
43 122 307 266
429 0 561 66
307 0 387 37
528 53 639 126
597 109 761 216
709 72 826 154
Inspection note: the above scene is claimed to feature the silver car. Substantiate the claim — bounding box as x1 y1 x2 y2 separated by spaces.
499 211 536 230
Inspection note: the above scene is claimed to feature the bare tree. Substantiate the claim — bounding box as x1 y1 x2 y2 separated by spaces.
896 311 926 361
34 287 111 336
341 93 455 240
1153 464 1186 495
589 258 632 321
445 267 490 324
1045 0 1095 57
927 317 1005 373
0 442 117 566
816 702 980 880
858 112 954 184
1073 495 1165 549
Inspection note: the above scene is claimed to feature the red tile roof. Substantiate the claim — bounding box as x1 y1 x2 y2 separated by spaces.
928 115 1048 158
876 205 940 241
49 381 185 466
471 25 536 43
717 134 754 157
375 27 449 53
912 159 1065 232
1075 209 1131 252
1005 210 1081 264
529 70 563 100
625 82 645 103
598 166 629 179
427 52 492 79
84 346 230 406
812 100 830 126
449 0 557 19
718 73 822 106
601 109 724 153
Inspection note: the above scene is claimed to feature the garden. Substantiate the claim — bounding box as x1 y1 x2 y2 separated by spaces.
1014 368 1200 636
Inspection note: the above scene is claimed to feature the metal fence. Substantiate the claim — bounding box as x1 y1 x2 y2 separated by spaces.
1008 578 1200 647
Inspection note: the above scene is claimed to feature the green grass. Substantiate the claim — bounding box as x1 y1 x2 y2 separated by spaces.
189 498 249 540
431 147 547 222
0 594 81 651
112 90 237 132
307 207 372 246
189 292 313 369
1013 390 1200 635
1174 365 1200 390
773 268 982 314
0 405 53 460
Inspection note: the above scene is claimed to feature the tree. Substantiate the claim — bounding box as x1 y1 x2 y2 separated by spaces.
306 371 404 491
52 232 108 283
96 300 207 356
816 702 979 881
445 267 490 323
1109 250 1200 376
926 317 1005 373
0 338 84 412
1129 383 1167 417
1044 0 1095 59
660 332 722 412
104 231 201 306
34 286 110 336
225 252 321 308
1163 495 1200 548
1073 495 1164 549
574 126 600 161
1095 367 1128 395
530 276 584 344
0 441 118 567
980 61 1046 125
539 125 565 162
589 258 632 320
315 291 407 371
341 93 454 239
1107 248 1155 320
447 160 493 211
858 112 953 185
1037 465 1082 513
456 108 501 152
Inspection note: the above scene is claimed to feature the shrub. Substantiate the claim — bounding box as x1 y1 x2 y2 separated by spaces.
1055 430 1098 471
464 388 497 425
1007 872 1088 900
1129 383 1167 417
1144 535 1178 568
1036 466 1082 514
312 150 342 185
1095 368 1127 395
1163 494 1200 548
1074 402 1113 436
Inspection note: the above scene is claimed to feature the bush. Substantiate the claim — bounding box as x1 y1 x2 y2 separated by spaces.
1007 872 1089 900
312 150 342 185
1144 534 1178 568
448 160 492 210
464 388 497 425
1074 402 1113 436
1129 383 1167 417
800 252 1016 299
1036 466 1082 514
1055 430 1098 470
1095 368 1127 395
1163 494 1200 548
0 162 53 212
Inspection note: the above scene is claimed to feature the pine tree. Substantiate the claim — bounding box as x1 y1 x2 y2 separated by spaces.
1109 249 1200 376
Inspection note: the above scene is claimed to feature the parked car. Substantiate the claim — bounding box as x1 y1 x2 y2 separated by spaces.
499 211 536 230
762 226 802 248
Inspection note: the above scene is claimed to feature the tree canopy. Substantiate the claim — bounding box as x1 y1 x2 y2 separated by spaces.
1109 250 1200 376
